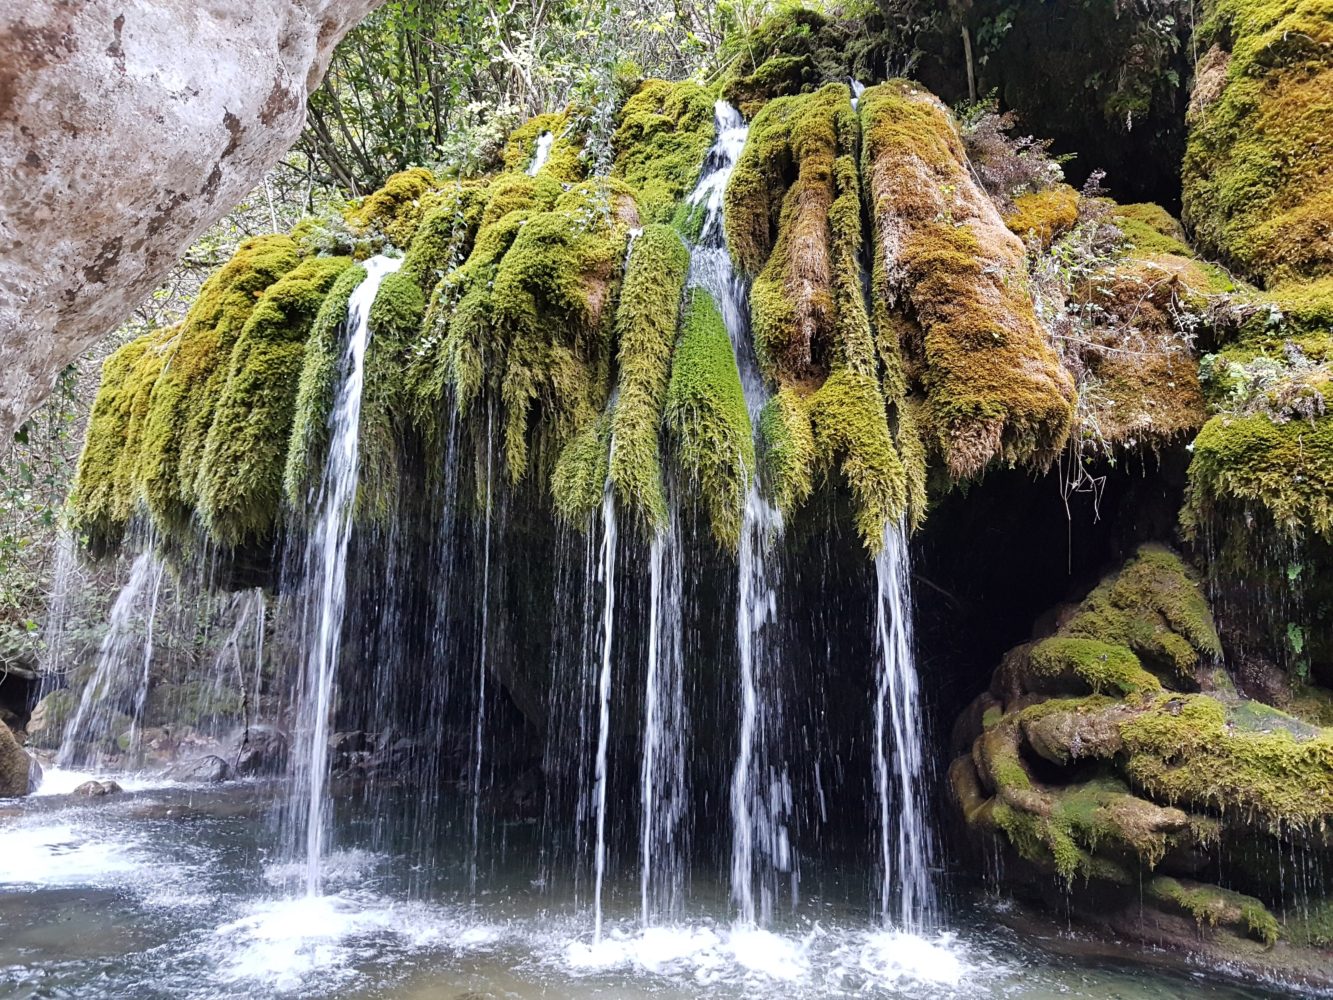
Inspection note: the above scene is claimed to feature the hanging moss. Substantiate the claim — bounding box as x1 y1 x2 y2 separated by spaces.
196 255 355 549
551 407 613 524
608 225 691 530
860 80 1075 481
612 80 716 225
1182 0 1333 286
1147 877 1279 947
136 236 302 540
759 388 815 518
666 288 754 549
347 167 437 248
503 111 585 183
70 328 174 551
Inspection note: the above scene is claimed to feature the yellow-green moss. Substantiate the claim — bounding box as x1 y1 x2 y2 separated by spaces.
1182 0 1333 285
759 387 815 517
608 225 692 530
347 167 437 248
1004 184 1081 248
1185 410 1333 540
503 112 585 183
1148 877 1280 946
612 80 716 225
1026 638 1163 698
552 407 613 524
860 80 1075 480
1111 202 1193 256
400 180 489 293
665 288 754 549
137 235 302 539
196 255 355 548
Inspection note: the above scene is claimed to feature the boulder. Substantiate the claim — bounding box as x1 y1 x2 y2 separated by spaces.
232 724 288 776
0 0 384 443
0 721 35 797
73 779 123 797
166 754 231 783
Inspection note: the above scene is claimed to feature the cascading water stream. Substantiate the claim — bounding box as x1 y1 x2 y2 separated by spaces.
591 483 618 941
640 497 687 926
872 523 937 931
290 253 402 898
685 100 793 927
527 131 554 176
57 549 167 769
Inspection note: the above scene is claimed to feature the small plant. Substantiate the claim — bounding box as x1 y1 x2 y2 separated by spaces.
958 97 1067 210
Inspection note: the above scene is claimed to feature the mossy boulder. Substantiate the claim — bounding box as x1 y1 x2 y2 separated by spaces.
612 80 716 225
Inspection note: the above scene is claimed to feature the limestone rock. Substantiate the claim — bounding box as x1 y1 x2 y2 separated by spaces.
0 723 36 797
167 754 231 783
73 779 124 797
0 0 383 443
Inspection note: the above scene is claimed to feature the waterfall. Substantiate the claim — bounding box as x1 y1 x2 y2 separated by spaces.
57 549 166 768
591 484 618 941
527 131 554 175
684 100 795 926
873 523 937 930
468 402 495 895
640 496 688 925
289 253 402 898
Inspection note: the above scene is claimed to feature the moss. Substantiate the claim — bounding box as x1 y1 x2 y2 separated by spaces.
477 173 564 230
1147 876 1280 946
1004 184 1081 248
197 255 355 548
136 235 301 540
1182 0 1333 285
759 387 815 517
1185 411 1333 540
860 80 1075 480
552 407 613 524
1063 544 1222 685
503 111 585 183
1110 202 1193 256
347 167 437 248
808 369 907 550
400 180 489 293
1026 637 1163 698
719 8 867 117
608 225 691 531
69 330 172 549
488 180 639 481
665 288 755 549
612 80 716 224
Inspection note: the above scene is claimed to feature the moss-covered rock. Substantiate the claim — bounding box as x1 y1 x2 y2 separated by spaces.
612 80 716 225
347 167 437 248
666 288 754 548
860 80 1075 481
1004 184 1080 249
1182 0 1333 286
503 111 585 183
197 255 355 549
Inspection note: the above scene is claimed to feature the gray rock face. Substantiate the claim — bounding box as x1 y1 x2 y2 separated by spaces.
167 754 231 783
0 0 383 442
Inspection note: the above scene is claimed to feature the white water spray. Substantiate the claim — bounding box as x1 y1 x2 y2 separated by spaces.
527 131 555 175
292 253 402 898
592 483 618 941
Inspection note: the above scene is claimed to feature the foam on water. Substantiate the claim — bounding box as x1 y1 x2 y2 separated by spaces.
855 929 969 988
33 765 173 796
0 819 146 886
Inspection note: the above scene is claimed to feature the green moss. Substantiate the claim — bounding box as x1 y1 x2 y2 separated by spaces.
608 224 691 531
719 7 865 117
1147 876 1280 946
1111 202 1192 255
477 173 564 230
503 112 585 183
1027 637 1163 698
1004 185 1081 248
612 80 716 224
137 235 301 540
347 167 437 248
70 330 171 549
665 288 755 549
1182 0 1333 285
808 369 906 550
197 255 355 548
552 407 613 524
759 388 815 517
400 181 489 293
1062 544 1222 684
860 80 1075 480
1185 411 1333 540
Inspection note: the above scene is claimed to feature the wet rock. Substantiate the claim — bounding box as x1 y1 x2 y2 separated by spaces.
0 0 384 441
0 720 36 797
74 779 124 797
232 724 288 776
166 754 231 784
25 689 75 750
